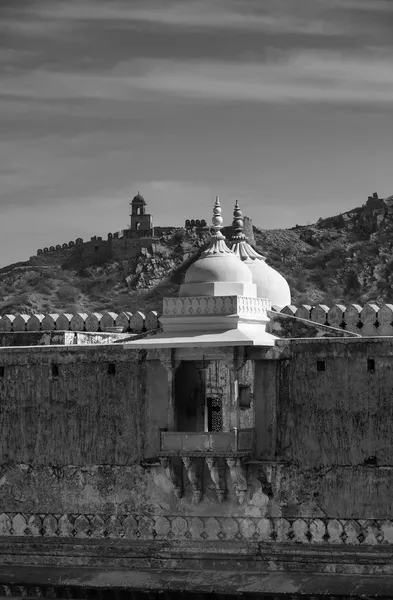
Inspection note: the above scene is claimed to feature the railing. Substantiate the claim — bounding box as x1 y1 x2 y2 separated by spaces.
160 428 253 454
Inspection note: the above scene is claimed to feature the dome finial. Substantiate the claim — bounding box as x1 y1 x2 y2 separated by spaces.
232 200 246 240
211 196 224 236
201 196 232 256
230 200 265 261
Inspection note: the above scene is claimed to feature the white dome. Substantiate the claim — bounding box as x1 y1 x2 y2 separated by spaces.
246 259 291 306
179 196 257 298
185 253 253 285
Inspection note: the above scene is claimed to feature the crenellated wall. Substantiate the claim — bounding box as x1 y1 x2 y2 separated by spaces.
273 303 393 336
0 311 159 335
3 305 393 337
35 238 84 256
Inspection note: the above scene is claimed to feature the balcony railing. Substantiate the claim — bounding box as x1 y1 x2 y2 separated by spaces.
160 428 253 455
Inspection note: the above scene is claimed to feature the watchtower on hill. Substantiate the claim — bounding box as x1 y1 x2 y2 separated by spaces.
128 191 154 237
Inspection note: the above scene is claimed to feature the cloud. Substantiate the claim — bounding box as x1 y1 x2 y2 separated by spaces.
127 51 393 105
326 0 393 11
0 49 38 63
9 0 349 36
2 49 392 106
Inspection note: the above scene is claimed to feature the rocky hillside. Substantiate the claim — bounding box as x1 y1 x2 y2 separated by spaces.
1 193 393 314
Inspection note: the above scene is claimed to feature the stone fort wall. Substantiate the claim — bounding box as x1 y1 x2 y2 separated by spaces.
30 217 254 266
0 340 393 578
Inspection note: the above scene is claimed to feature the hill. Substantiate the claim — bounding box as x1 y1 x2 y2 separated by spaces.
1 192 393 314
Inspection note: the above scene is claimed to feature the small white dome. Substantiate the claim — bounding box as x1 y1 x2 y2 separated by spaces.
229 200 291 306
246 259 291 306
185 253 253 285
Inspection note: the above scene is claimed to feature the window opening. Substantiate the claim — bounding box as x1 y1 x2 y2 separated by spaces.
205 397 222 432
317 360 326 372
0 366 4 378
52 364 59 378
108 363 116 376
367 358 375 373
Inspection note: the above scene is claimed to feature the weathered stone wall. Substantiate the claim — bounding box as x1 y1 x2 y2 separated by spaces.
62 236 158 269
2 341 393 583
249 338 393 521
274 339 393 468
0 346 146 466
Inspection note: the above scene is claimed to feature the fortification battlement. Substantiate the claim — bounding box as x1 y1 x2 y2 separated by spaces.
35 231 129 256
184 219 208 228
273 303 393 337
0 311 159 334
36 238 84 255
34 226 188 257
1 304 393 336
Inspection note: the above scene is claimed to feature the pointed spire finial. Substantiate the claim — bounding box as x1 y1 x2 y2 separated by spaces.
211 196 224 235
229 199 266 261
232 200 245 239
201 196 233 256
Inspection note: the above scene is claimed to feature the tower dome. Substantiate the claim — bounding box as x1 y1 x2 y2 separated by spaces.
230 201 291 307
132 191 146 205
179 197 257 298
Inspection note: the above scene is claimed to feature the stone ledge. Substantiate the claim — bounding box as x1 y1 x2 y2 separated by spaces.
0 566 391 597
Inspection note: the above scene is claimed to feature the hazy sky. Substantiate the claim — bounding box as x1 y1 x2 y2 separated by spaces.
1 0 392 266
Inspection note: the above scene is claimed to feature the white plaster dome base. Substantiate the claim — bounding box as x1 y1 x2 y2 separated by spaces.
246 259 291 307
180 253 257 298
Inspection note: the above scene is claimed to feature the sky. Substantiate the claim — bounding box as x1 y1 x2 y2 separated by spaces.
0 0 392 266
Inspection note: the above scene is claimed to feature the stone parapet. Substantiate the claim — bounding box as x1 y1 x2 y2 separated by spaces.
162 296 270 319
4 303 393 337
275 303 393 337
0 311 159 334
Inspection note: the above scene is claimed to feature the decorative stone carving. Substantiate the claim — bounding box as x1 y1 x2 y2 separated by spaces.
226 457 248 504
160 458 183 498
205 457 226 503
182 457 203 503
162 295 269 320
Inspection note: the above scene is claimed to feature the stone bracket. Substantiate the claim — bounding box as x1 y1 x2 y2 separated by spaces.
226 457 248 504
160 457 184 498
182 457 203 504
206 457 226 503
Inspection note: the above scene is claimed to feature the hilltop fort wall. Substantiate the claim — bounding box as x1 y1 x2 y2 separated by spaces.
29 192 255 268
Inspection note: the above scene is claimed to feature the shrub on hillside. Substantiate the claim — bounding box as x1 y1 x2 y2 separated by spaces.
56 285 79 303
